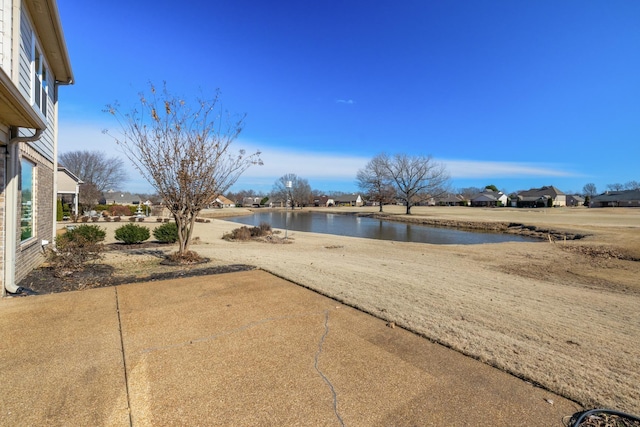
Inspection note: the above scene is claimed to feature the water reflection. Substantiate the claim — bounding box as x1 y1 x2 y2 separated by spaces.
224 211 537 245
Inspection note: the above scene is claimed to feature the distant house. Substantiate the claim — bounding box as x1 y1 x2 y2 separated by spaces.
517 186 566 208
434 193 467 206
102 191 143 205
313 195 331 207
242 197 263 207
332 194 363 207
470 189 507 207
566 194 585 207
57 167 83 215
590 190 640 208
213 195 235 208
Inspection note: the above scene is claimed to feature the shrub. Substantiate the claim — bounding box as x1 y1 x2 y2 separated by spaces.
256 222 271 236
153 221 179 243
48 225 105 276
222 223 272 241
67 224 106 243
222 226 252 241
114 223 150 244
109 205 132 217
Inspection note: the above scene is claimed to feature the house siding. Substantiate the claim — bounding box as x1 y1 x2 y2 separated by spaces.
0 124 6 290
19 6 55 162
1 2 70 294
18 7 31 99
0 0 5 70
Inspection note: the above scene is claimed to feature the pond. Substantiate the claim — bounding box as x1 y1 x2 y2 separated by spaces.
224 211 538 245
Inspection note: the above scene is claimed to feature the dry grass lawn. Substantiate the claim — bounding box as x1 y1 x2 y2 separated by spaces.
76 206 640 414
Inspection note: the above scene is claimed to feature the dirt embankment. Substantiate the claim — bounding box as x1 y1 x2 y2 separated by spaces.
361 212 590 240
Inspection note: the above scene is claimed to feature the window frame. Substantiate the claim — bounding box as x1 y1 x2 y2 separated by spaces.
20 158 36 242
31 40 49 117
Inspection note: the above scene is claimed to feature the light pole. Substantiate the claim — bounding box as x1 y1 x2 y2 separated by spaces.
285 180 292 239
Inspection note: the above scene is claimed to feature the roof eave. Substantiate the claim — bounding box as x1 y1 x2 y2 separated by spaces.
23 0 74 83
0 68 47 130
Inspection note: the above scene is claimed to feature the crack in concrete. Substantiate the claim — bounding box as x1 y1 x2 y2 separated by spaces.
314 310 345 427
114 287 133 427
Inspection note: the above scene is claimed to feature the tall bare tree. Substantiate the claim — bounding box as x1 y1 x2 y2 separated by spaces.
106 83 262 259
380 153 450 214
272 173 311 208
356 154 396 212
59 150 128 210
606 183 624 191
582 183 597 198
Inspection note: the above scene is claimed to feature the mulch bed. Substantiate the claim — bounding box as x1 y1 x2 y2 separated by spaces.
14 241 255 295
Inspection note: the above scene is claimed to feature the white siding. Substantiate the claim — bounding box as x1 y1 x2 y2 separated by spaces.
17 6 55 163
0 0 6 71
18 7 31 100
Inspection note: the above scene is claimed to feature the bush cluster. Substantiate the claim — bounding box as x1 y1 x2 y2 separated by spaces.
153 222 179 243
48 225 106 276
109 205 134 216
222 222 272 241
114 223 150 244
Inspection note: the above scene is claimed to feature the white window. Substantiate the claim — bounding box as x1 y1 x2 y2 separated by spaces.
21 158 36 241
32 45 48 117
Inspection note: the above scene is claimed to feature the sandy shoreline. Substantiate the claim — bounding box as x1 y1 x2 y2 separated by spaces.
85 206 640 413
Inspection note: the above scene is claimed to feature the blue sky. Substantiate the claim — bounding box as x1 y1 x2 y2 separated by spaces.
56 0 640 195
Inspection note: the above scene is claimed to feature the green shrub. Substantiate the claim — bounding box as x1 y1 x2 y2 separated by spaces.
66 224 106 243
153 222 178 243
114 223 150 244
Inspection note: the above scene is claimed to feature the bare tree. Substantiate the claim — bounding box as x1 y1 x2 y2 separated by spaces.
272 173 311 208
356 154 396 212
59 150 128 209
583 183 597 198
458 186 482 200
106 83 262 259
380 153 450 214
624 180 639 190
606 183 624 191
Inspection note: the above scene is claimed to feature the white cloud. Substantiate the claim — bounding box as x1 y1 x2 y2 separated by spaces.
335 99 355 104
239 143 368 179
58 121 576 193
443 160 575 179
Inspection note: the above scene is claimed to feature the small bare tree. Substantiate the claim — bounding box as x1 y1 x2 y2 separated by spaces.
272 173 311 208
106 83 262 259
381 153 450 214
356 154 396 212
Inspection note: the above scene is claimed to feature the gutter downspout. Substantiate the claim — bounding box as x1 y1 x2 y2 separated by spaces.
51 79 72 262
3 128 44 295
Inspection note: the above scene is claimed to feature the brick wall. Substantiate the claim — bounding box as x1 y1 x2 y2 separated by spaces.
15 143 54 285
